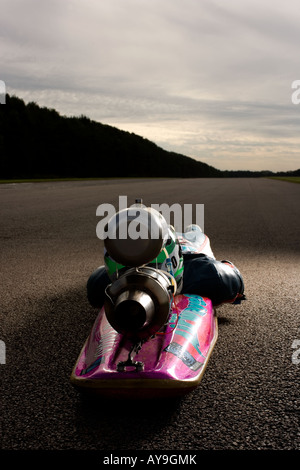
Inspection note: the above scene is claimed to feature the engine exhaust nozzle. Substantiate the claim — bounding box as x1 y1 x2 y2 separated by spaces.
114 290 155 331
104 267 174 340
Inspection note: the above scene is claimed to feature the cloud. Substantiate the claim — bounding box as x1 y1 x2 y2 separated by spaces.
1 0 300 171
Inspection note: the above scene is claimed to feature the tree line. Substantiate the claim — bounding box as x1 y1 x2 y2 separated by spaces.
1 95 298 180
0 95 221 179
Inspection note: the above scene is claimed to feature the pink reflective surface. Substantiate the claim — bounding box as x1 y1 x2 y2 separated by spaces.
72 294 217 389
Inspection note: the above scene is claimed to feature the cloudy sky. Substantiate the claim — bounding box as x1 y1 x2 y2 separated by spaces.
2 0 300 171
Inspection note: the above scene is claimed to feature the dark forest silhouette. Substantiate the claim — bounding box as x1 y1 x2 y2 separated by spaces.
1 95 299 180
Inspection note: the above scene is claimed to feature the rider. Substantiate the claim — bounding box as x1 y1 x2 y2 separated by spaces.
87 216 245 309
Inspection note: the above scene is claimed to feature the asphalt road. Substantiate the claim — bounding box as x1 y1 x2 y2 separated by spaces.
1 178 299 457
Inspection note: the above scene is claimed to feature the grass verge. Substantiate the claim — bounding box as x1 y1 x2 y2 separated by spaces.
0 177 145 184
268 176 300 184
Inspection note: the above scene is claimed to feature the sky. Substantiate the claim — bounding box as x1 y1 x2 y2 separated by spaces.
1 0 300 172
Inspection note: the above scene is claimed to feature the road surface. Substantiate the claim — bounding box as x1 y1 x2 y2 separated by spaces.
1 178 299 457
